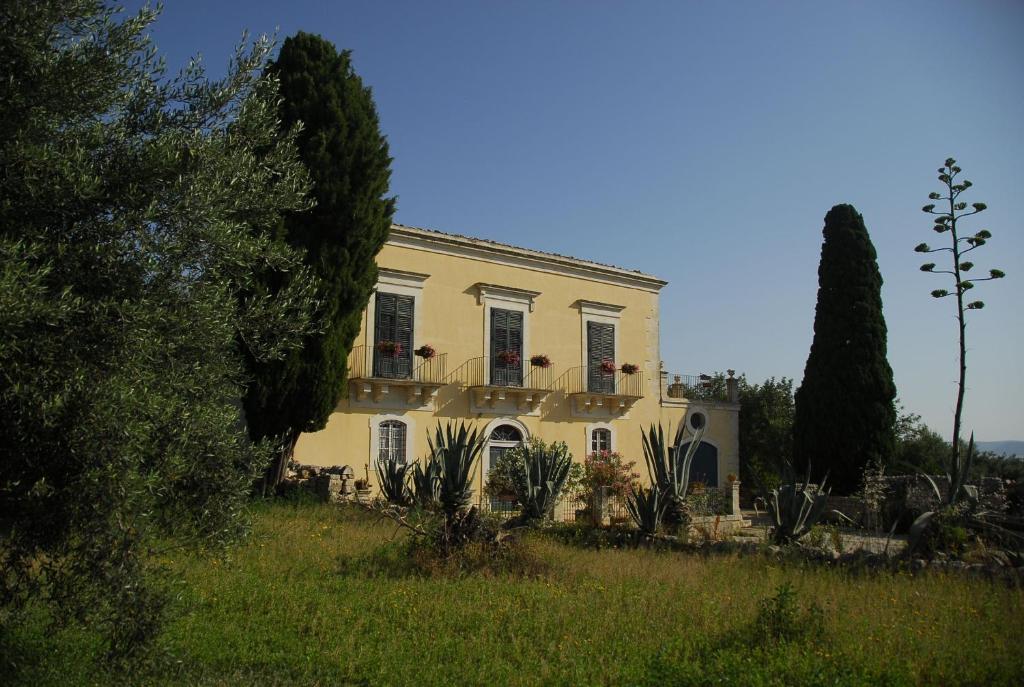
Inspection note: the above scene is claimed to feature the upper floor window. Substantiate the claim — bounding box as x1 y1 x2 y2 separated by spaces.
490 308 523 387
587 321 615 393
591 427 612 453
374 292 414 379
378 420 408 465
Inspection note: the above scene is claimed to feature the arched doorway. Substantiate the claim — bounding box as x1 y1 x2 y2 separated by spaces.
487 423 524 478
681 441 719 487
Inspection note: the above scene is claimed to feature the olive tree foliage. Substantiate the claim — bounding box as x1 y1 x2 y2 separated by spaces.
916 158 1005 477
0 1 317 659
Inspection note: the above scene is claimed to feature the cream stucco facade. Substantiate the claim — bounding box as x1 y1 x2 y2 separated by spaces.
294 224 740 500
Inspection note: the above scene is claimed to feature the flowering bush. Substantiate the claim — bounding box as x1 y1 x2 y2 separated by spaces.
414 344 436 359
620 363 640 375
583 451 639 501
530 354 551 368
496 350 521 366
376 340 403 357
599 359 617 374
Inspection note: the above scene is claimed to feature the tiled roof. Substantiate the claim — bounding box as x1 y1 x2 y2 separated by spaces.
389 222 667 288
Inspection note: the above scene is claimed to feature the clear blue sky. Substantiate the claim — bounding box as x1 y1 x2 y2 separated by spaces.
129 0 1022 440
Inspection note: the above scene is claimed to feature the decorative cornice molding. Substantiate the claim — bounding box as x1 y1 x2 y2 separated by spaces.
388 224 667 293
476 283 542 311
377 267 430 290
576 299 625 318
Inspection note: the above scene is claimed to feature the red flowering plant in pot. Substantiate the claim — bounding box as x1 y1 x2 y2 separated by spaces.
496 350 521 366
599 359 617 374
376 340 403 358
414 344 436 360
620 363 640 375
529 354 551 368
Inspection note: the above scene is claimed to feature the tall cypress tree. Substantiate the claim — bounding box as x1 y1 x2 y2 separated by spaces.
245 33 395 486
792 204 896 493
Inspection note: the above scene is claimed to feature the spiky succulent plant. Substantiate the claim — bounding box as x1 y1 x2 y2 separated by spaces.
766 462 832 545
514 438 573 521
641 423 706 530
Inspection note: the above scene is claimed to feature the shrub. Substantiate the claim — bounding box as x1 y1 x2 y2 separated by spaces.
752 583 825 644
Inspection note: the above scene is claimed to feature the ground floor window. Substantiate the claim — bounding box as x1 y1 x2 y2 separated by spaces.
378 420 407 464
590 427 612 453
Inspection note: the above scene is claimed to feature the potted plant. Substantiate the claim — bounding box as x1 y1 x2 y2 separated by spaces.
496 350 521 366
529 354 551 368
376 340 403 358
414 344 436 359
620 363 640 375
599 359 617 374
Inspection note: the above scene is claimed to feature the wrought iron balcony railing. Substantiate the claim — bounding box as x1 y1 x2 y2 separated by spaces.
662 372 729 402
452 356 554 390
348 345 448 385
558 365 645 398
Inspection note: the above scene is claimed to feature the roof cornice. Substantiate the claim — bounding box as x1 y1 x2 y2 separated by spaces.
387 224 667 293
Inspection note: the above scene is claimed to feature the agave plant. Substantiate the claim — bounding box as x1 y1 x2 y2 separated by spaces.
626 485 667 536
515 438 573 521
908 434 1024 554
428 421 486 518
375 456 412 506
412 452 443 510
766 461 831 545
641 423 705 529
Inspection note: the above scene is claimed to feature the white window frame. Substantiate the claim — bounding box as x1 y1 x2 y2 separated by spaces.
365 268 429 354
369 413 416 466
586 421 616 455
477 284 539 386
577 300 623 370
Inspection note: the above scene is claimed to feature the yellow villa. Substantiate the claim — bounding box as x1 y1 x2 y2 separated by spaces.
294 223 741 517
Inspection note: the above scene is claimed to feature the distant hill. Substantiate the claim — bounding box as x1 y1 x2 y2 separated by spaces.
976 441 1024 458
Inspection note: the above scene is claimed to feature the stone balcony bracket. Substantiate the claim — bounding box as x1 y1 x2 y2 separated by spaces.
350 378 442 407
571 393 639 416
471 386 551 413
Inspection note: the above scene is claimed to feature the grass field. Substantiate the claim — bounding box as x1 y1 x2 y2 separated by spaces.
5 501 1023 686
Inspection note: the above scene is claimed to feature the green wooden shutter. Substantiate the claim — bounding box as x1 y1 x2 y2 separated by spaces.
490 308 523 387
374 292 414 378
587 321 615 393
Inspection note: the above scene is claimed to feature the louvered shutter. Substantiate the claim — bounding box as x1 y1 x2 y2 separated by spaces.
490 308 523 387
373 292 414 379
394 295 414 378
587 321 615 393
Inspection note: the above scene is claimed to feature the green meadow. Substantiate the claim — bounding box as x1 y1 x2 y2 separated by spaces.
5 501 1022 686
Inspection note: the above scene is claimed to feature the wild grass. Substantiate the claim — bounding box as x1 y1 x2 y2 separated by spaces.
4 500 1022 686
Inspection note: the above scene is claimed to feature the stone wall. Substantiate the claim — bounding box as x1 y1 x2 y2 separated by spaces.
829 475 1008 531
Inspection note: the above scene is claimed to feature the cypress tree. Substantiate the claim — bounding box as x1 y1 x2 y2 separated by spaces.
792 204 896 493
244 33 396 486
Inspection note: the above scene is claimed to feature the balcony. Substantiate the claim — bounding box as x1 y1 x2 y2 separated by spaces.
454 356 554 413
347 345 448 407
661 372 735 403
557 365 645 415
